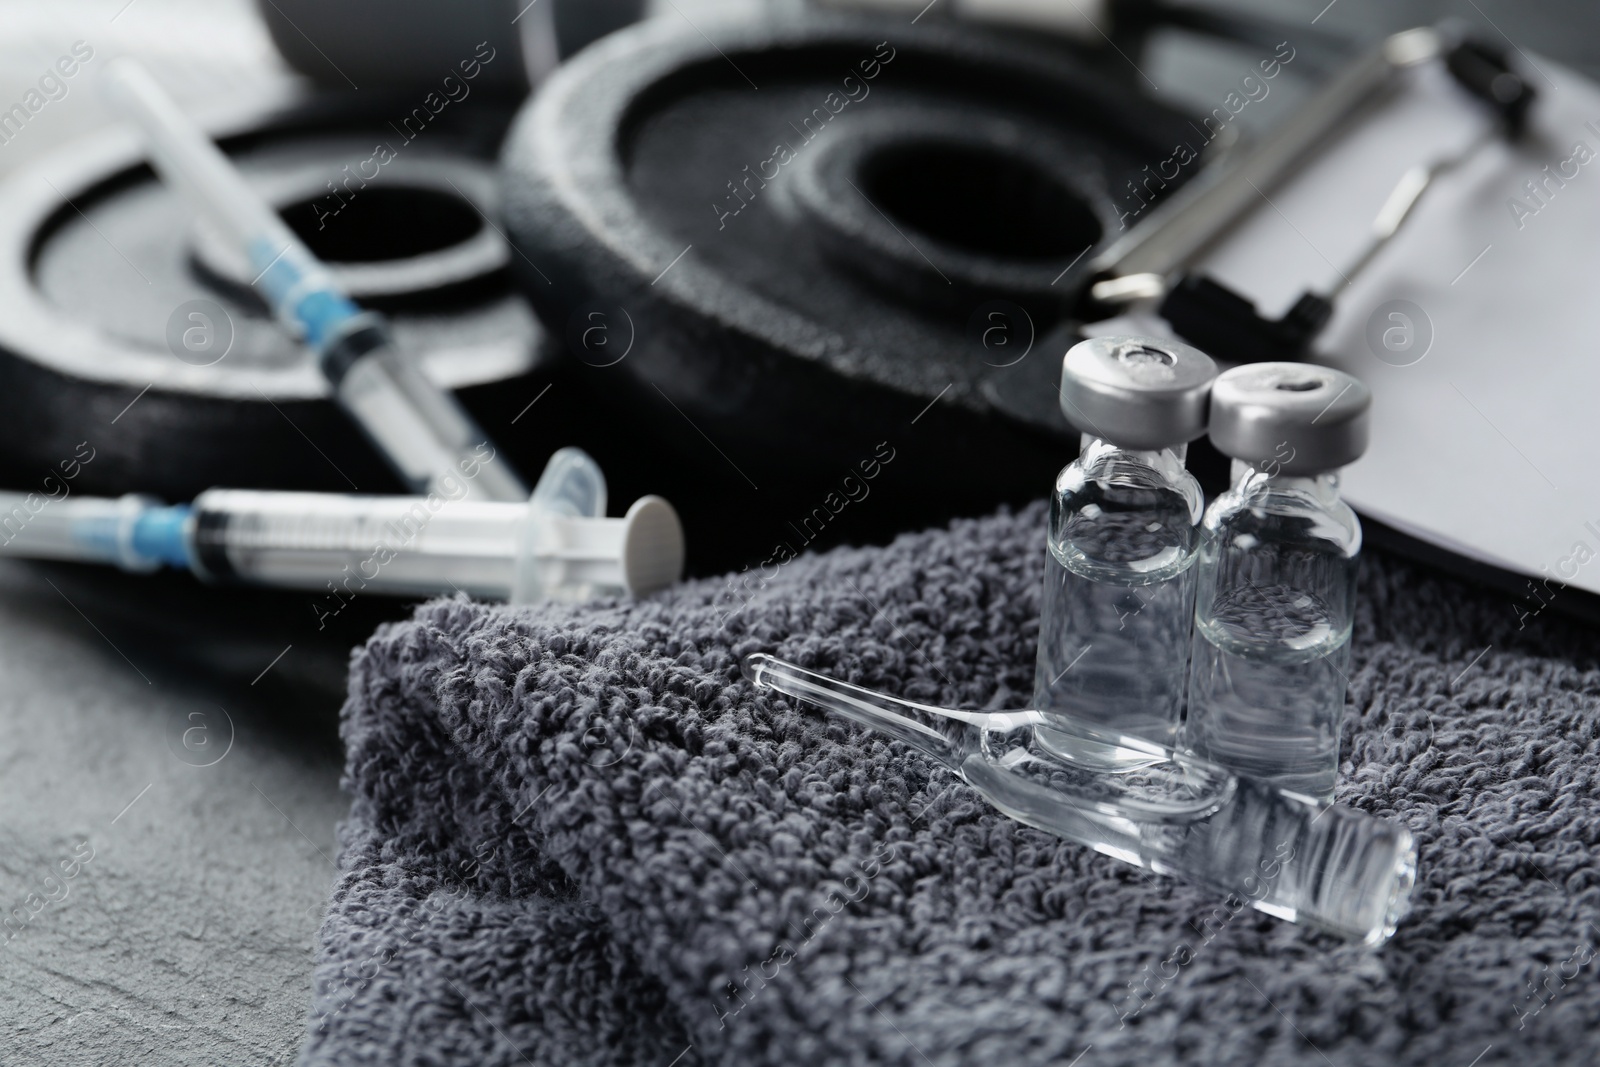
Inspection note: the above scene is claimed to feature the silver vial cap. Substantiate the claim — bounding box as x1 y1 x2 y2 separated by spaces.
1208 362 1371 475
1059 336 1218 450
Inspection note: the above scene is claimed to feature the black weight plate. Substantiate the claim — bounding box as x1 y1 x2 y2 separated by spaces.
0 90 567 504
502 15 1200 573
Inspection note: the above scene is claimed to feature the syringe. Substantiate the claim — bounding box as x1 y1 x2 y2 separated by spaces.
100 58 528 503
0 450 683 603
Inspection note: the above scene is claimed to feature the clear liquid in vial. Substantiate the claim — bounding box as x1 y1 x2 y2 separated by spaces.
1185 580 1350 801
1033 472 1200 757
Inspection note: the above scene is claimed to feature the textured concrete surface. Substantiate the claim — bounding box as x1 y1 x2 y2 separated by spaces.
0 558 353 1066
0 4 348 1063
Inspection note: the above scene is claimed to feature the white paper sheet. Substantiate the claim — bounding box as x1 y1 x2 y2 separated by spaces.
1192 55 1600 599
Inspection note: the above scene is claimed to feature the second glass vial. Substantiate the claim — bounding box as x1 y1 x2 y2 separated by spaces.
1182 362 1371 803
1032 335 1214 756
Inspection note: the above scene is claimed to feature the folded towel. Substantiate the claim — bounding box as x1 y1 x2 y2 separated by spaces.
297 500 1600 1067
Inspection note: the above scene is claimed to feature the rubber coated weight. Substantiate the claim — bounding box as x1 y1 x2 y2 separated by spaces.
0 92 567 503
501 15 1199 572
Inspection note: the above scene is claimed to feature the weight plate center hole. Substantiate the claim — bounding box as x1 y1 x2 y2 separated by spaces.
857 139 1102 261
279 185 483 263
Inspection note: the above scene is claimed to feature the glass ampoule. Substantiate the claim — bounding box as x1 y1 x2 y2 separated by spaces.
746 653 1417 946
1182 363 1371 803
1032 336 1215 757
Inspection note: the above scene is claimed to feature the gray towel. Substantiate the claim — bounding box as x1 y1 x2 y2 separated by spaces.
297 500 1600 1066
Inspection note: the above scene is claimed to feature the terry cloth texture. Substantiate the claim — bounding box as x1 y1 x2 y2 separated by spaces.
298 500 1600 1067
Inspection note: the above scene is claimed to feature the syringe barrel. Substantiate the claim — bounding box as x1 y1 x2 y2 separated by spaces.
101 59 319 301
190 489 680 602
333 335 529 503
192 490 523 599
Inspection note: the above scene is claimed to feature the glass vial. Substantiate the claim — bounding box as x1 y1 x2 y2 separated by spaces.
1182 362 1372 803
1032 336 1215 756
